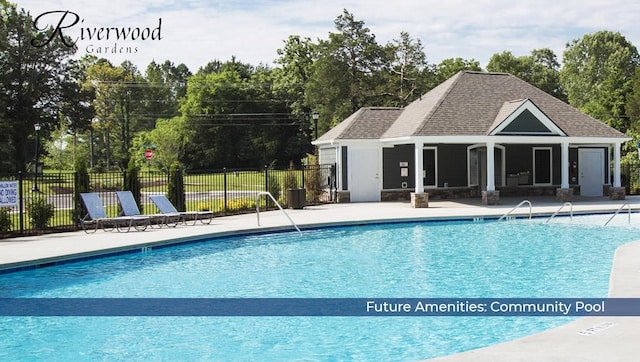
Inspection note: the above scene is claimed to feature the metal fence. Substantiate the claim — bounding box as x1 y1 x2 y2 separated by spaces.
0 164 336 238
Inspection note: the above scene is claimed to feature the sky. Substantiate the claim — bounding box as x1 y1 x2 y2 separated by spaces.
18 0 640 73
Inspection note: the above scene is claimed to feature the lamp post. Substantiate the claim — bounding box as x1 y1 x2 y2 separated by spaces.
32 123 42 192
312 111 319 140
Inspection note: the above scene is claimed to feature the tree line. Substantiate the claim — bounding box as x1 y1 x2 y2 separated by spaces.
3 2 640 174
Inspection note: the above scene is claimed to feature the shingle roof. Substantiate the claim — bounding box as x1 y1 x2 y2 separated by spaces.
317 71 628 142
316 107 402 141
384 71 626 138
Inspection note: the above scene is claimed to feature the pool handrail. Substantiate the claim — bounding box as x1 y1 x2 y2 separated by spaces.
544 202 573 224
255 191 302 235
498 199 532 221
603 203 632 226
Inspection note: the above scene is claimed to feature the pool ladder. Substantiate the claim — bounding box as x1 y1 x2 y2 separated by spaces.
498 200 532 221
544 202 573 224
255 191 302 235
603 203 632 226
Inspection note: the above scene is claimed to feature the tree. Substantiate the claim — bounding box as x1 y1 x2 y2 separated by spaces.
306 9 386 133
180 59 299 169
274 35 317 149
487 49 565 100
435 57 481 83
560 31 640 132
0 1 83 172
382 31 434 107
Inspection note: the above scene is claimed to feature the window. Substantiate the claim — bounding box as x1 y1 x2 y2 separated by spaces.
533 147 552 185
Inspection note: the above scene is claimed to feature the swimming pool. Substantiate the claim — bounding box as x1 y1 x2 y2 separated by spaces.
1 216 638 360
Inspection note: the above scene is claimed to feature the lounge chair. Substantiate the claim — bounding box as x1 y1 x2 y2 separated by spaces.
114 191 162 228
149 194 213 225
79 192 149 233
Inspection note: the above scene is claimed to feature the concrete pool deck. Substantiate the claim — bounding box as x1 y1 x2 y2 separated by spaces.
1 195 639 361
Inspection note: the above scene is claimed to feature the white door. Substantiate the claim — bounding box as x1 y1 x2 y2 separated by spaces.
579 149 605 197
349 148 380 202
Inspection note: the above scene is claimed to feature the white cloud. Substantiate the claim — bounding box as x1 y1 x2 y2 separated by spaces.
18 0 640 72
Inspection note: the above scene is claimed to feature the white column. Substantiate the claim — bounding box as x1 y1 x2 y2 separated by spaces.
486 142 495 192
561 142 570 189
415 142 424 194
613 143 622 187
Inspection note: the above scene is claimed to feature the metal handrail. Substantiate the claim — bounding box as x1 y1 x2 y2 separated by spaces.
255 191 302 235
498 200 532 221
544 202 573 224
603 203 632 226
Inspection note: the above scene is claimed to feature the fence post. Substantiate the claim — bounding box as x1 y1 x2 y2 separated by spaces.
264 165 269 208
18 171 24 234
223 167 228 215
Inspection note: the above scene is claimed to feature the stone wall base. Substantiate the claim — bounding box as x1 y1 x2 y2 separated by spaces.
609 186 626 200
410 192 429 208
482 190 500 205
556 188 574 202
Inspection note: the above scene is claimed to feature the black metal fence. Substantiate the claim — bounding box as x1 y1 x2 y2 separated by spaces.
0 164 336 238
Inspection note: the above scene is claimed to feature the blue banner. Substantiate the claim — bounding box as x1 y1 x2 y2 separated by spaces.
0 298 638 317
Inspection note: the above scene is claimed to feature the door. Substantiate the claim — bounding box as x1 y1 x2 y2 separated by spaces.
578 149 604 197
349 148 380 202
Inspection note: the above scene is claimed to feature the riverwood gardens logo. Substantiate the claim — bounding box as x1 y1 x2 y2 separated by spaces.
30 10 162 55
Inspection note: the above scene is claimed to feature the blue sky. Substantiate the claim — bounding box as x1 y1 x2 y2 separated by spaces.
20 0 640 73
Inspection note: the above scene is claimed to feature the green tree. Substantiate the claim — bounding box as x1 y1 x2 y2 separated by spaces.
306 9 386 133
560 31 640 132
382 31 434 106
273 35 317 150
0 1 84 172
435 57 481 83
180 59 298 169
487 49 565 100
131 116 188 170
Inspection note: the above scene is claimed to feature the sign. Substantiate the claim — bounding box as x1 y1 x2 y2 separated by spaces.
144 148 154 160
0 181 18 207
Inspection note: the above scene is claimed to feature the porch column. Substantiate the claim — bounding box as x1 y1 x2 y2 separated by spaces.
482 141 500 205
613 143 622 187
610 142 625 200
561 142 570 188
486 141 495 191
414 142 424 194
411 141 429 208
556 141 573 202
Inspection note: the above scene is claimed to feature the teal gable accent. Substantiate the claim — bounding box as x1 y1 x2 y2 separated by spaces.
499 109 553 134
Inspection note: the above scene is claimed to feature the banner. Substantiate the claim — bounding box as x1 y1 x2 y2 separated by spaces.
1 298 638 317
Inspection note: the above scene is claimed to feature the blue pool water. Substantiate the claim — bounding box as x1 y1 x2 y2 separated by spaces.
1 216 639 360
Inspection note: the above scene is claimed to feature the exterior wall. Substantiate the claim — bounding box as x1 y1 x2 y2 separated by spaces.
504 144 561 185
382 145 414 189
435 144 468 187
382 144 470 189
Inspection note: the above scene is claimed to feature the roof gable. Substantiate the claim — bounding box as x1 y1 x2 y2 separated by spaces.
489 99 566 136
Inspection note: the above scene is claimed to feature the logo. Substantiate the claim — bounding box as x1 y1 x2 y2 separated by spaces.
31 10 162 55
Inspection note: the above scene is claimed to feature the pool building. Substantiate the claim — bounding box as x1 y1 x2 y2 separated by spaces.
314 71 631 206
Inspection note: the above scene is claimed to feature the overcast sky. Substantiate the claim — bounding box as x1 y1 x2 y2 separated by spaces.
19 0 640 73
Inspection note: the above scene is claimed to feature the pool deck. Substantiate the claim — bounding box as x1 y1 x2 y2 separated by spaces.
1 195 639 361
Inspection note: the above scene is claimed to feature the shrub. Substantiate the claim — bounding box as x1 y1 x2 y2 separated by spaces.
28 196 55 230
124 158 142 212
73 156 90 225
168 163 185 212
0 208 11 233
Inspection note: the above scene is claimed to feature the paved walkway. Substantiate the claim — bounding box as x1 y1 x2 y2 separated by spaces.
1 196 639 361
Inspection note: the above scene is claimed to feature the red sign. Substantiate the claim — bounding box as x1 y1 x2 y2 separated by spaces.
144 149 154 160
